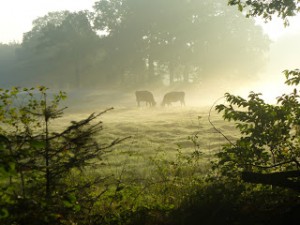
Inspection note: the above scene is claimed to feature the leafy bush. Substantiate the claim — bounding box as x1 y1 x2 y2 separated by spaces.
214 70 300 191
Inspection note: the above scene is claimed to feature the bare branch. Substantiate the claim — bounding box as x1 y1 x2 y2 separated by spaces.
208 96 236 146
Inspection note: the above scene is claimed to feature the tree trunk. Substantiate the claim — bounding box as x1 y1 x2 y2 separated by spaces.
169 62 174 85
183 65 189 83
75 62 81 89
148 56 154 82
242 171 300 192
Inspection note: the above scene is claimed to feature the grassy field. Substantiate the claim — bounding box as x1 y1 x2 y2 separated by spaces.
51 96 240 176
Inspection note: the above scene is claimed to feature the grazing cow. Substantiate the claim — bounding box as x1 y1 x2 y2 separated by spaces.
161 91 185 106
135 91 156 107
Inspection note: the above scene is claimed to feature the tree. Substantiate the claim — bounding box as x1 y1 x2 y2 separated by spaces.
93 0 269 86
0 87 128 224
206 1 300 192
0 43 20 86
15 11 102 89
14 12 70 87
228 0 300 25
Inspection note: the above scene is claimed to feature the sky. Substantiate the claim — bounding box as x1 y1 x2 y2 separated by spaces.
0 0 96 44
248 16 300 103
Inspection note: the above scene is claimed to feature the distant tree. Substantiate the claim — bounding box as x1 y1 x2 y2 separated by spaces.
16 11 102 89
14 12 69 86
93 0 270 86
0 43 20 86
0 86 128 224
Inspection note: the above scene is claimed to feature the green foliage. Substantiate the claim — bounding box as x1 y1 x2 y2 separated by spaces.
0 86 125 224
284 69 300 85
170 177 299 225
214 71 300 188
228 0 299 24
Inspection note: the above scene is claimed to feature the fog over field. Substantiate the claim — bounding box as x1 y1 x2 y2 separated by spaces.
51 96 239 174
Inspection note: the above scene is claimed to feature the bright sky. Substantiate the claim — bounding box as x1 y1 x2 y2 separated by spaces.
251 16 300 103
255 16 300 41
0 0 96 44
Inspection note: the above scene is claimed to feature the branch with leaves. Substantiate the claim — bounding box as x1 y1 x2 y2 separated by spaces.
213 72 300 191
228 0 300 25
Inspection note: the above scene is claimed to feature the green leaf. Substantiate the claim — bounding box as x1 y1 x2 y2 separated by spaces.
62 200 73 208
238 4 243 12
0 135 9 143
0 208 9 219
30 140 46 149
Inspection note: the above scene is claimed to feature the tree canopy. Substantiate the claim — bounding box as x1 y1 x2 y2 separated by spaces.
15 11 101 89
93 0 270 86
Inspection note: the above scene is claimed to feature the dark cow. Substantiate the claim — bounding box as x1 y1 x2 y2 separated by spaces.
161 91 185 106
135 91 156 107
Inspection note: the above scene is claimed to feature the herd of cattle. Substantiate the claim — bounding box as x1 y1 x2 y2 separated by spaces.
135 91 185 107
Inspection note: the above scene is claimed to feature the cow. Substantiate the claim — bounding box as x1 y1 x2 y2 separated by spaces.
135 91 156 107
161 91 185 106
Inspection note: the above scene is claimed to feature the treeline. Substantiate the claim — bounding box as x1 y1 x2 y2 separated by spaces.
0 0 270 89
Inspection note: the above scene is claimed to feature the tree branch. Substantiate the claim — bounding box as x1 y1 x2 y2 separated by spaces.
242 170 300 192
208 97 236 146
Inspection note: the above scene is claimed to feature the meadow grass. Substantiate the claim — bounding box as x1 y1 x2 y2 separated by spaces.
50 105 240 179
